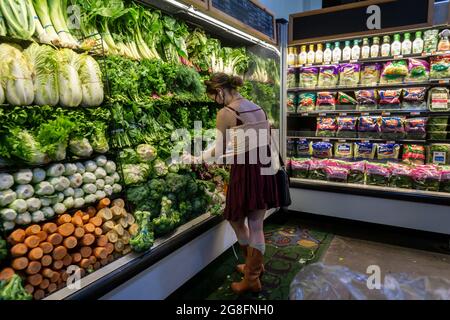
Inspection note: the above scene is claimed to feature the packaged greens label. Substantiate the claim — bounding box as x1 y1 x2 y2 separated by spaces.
433 151 446 164
431 93 449 110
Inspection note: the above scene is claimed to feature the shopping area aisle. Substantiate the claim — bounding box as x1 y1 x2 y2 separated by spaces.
169 212 450 300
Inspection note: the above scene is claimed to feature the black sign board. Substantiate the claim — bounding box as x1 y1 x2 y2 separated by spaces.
289 0 434 44
211 0 275 39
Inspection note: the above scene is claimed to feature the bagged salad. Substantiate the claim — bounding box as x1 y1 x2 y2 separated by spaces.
439 166 450 193
376 143 400 162
430 55 450 79
380 60 408 84
356 90 378 111
324 166 349 183
337 92 357 107
358 116 380 138
389 163 413 189
287 67 298 88
298 93 316 112
296 139 312 157
411 165 441 191
402 87 427 110
318 65 339 88
360 63 382 86
348 161 366 184
336 117 358 138
311 142 333 158
402 144 426 165
316 117 337 137
291 158 311 179
354 142 377 160
379 116 406 139
334 142 354 159
316 92 336 111
424 29 439 53
300 67 319 88
338 63 361 86
405 59 430 82
427 144 450 165
287 93 298 113
287 139 297 157
427 116 448 140
428 87 450 112
366 163 391 186
378 89 402 109
404 117 427 139
308 159 327 180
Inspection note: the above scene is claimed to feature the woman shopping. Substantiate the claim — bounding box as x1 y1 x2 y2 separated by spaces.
193 73 280 294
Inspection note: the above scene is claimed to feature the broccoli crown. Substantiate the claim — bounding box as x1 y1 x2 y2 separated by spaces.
130 211 154 252
126 184 150 205
147 179 166 200
0 275 32 300
165 173 189 193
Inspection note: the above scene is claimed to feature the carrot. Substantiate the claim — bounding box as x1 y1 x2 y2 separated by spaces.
25 284 34 295
24 235 40 249
107 255 114 263
89 256 97 265
102 221 115 233
105 243 114 255
81 234 95 246
114 240 124 253
57 282 65 290
79 259 91 269
96 235 108 247
79 268 86 278
93 247 108 260
74 210 84 218
47 233 63 246
71 253 82 264
86 206 97 218
27 274 43 286
97 198 111 210
113 224 124 236
42 268 54 279
12 257 29 271
84 223 95 233
128 224 139 236
100 258 108 266
58 223 75 237
33 289 45 300
62 254 72 267
11 243 28 257
52 246 67 261
80 246 92 258
36 231 48 243
106 230 118 243
39 242 54 255
42 223 58 234
97 208 113 222
57 214 72 225
47 283 57 294
74 227 85 239
63 236 77 249
25 225 41 236
94 227 103 237
122 246 132 255
112 199 125 208
82 214 90 223
50 272 60 283
89 216 102 227
26 261 42 275
41 255 52 267
53 260 64 270
8 228 26 244
71 215 83 227
39 278 50 290
111 206 124 217
28 247 44 261
0 268 15 281
93 262 101 270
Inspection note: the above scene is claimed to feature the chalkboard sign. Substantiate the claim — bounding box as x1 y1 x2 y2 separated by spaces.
289 0 434 44
210 0 275 40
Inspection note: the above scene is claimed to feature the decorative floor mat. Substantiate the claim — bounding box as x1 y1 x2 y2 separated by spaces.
169 218 332 300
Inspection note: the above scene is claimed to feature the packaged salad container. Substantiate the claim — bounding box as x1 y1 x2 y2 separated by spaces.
439 166 450 193
412 165 441 192
300 67 319 88
338 63 361 87
366 163 391 186
291 158 311 179
348 161 366 184
389 163 413 189
324 166 349 183
308 159 328 180
318 65 339 88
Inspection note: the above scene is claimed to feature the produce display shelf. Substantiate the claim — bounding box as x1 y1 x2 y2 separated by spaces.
286 136 430 144
288 110 450 117
287 80 449 93
288 51 450 69
43 212 223 300
290 178 450 206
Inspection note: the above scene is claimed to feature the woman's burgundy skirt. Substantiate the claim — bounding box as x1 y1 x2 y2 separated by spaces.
223 148 280 221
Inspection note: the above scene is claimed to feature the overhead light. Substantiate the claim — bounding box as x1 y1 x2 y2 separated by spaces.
162 0 280 55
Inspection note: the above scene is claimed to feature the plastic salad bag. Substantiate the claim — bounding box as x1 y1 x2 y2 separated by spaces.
300 67 319 88
404 117 427 139
376 144 400 162
336 117 357 138
324 166 348 183
405 59 430 82
366 162 391 186
379 117 405 140
380 60 408 84
316 92 336 111
389 163 413 189
308 159 328 180
360 63 382 85
378 89 402 109
430 55 450 79
311 142 333 159
402 88 427 110
358 116 380 138
348 161 366 184
298 93 316 112
356 90 378 111
424 29 439 53
287 67 298 88
296 139 312 157
338 63 361 86
411 165 441 191
427 144 450 165
440 166 450 193
291 158 311 179
337 92 357 108
402 144 426 166
334 142 353 159
316 117 337 137
318 65 339 87
290 262 450 300
287 92 297 113
354 142 376 160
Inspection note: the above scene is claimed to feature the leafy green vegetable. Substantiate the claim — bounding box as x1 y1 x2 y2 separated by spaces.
0 237 7 262
129 210 154 252
0 274 32 300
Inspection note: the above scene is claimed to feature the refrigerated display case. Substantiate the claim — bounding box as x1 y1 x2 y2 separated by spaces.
284 1 450 235
0 0 282 300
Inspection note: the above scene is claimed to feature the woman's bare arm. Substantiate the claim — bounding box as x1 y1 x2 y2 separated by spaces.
202 108 235 161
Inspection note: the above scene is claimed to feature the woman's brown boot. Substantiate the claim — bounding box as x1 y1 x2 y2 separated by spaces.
231 247 264 294
235 245 248 274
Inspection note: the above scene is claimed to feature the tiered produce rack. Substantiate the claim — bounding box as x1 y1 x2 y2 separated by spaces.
285 1 450 235
0 0 281 300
